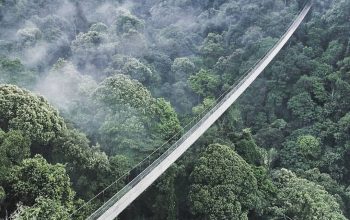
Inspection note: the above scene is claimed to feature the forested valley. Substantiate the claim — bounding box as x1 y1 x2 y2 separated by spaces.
0 0 350 219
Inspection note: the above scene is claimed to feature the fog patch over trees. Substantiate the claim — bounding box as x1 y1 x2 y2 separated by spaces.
1 0 350 219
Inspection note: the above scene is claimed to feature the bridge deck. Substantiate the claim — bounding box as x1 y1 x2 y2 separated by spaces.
88 2 312 219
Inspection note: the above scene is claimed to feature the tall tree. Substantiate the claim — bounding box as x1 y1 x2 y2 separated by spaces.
189 144 258 220
270 169 347 220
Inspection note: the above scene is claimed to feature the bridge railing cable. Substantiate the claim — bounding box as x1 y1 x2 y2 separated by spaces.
71 1 311 218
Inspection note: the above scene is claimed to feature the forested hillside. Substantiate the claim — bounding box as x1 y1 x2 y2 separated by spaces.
0 0 349 219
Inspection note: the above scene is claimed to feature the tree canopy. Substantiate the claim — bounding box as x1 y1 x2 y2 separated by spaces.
1 0 350 219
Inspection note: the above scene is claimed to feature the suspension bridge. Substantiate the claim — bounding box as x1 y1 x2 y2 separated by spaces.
87 2 312 219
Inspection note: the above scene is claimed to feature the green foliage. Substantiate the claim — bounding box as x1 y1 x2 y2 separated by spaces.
92 74 156 155
271 169 347 220
109 155 132 180
200 33 225 66
0 130 30 180
16 27 42 47
254 119 287 149
121 58 156 84
0 57 37 88
338 111 350 131
296 135 321 158
171 57 196 82
6 155 75 209
87 74 181 158
94 74 153 110
287 92 322 124
10 197 70 220
322 40 345 66
189 144 258 219
71 30 111 71
280 134 321 171
72 31 105 49
294 75 328 104
51 128 115 201
299 168 350 212
53 129 108 170
151 98 182 140
114 9 145 35
152 166 179 220
0 85 66 146
90 22 108 33
192 97 216 115
189 69 220 97
252 166 277 216
0 186 4 201
1 0 350 219
234 129 264 165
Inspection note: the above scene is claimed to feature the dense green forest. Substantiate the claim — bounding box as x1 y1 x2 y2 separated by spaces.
0 0 350 219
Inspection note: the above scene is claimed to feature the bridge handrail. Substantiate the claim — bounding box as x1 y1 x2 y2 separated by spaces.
87 1 312 218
